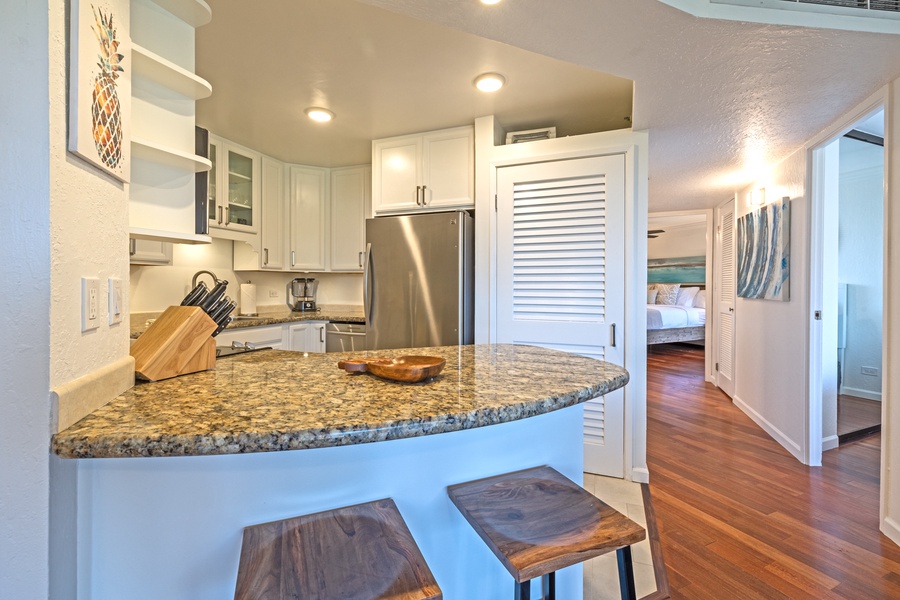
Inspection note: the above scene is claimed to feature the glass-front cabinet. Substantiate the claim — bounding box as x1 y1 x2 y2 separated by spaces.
208 135 259 235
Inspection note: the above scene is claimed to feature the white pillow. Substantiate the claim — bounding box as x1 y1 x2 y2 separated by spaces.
693 289 707 309
647 288 658 304
655 283 680 305
676 286 700 307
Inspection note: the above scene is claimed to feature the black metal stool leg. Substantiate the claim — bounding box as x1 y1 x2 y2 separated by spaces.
515 579 531 600
616 546 637 600
541 571 556 600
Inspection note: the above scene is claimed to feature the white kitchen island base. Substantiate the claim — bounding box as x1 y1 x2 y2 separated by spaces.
75 405 585 600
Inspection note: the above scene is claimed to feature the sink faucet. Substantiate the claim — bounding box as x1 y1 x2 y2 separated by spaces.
191 270 219 289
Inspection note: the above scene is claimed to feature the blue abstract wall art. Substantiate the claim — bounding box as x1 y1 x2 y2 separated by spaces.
647 256 706 284
737 197 791 301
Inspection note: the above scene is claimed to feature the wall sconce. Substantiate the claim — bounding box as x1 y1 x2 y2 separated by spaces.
753 187 766 206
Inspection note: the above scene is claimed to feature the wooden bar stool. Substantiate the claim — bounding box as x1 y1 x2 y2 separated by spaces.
448 466 646 600
234 498 442 600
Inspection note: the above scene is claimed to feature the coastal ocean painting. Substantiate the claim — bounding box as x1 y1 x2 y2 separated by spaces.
737 197 790 301
647 256 706 284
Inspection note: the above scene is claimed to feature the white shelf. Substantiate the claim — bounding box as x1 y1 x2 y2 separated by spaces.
132 44 212 100
130 227 212 245
147 0 212 27
132 137 212 173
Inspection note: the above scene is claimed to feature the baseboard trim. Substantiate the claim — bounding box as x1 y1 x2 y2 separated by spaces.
882 516 900 547
839 425 881 445
822 434 839 451
732 394 804 463
51 356 135 432
632 466 650 484
640 483 670 600
840 386 882 402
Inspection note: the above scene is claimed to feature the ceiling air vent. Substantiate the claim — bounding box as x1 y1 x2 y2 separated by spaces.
505 127 556 145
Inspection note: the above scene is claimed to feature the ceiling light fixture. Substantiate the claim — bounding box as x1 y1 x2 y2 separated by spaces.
480 0 503 4
305 107 334 122
474 72 506 93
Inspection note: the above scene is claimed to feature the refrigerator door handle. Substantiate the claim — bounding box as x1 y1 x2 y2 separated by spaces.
363 242 373 326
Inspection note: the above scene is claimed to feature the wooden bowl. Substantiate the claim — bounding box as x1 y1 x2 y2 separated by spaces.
337 355 446 383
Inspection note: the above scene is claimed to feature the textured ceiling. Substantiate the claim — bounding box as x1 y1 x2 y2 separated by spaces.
357 0 900 211
196 0 634 169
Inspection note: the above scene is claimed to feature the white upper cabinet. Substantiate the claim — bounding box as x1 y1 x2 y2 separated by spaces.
233 155 285 270
330 166 370 272
208 136 260 239
372 125 474 215
288 166 328 271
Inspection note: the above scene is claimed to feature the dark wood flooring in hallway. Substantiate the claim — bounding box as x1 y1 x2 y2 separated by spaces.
646 343 900 599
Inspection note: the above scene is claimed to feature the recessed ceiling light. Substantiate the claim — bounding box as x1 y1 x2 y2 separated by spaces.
474 72 506 93
305 107 334 122
481 0 502 4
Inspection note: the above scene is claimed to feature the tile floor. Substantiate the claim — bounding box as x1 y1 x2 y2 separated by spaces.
583 474 657 599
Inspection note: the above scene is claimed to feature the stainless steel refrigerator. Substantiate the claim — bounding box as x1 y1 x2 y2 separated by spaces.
364 211 474 350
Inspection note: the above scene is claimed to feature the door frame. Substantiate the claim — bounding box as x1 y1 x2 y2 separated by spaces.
807 88 887 467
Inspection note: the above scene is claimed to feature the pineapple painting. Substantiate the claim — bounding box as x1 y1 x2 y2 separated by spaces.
68 0 130 182
90 6 124 169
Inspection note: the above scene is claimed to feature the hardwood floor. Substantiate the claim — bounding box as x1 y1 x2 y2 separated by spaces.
646 343 900 599
838 394 881 440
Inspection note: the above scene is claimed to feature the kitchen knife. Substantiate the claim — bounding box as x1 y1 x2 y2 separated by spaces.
199 280 228 313
212 315 234 337
180 282 208 306
209 297 236 323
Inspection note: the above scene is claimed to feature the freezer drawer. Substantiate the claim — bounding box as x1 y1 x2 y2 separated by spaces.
326 322 367 353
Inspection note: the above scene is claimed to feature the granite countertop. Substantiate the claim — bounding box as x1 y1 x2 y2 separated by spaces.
51 344 629 459
130 304 364 339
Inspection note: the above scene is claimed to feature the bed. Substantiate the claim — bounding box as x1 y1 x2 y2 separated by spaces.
647 284 706 345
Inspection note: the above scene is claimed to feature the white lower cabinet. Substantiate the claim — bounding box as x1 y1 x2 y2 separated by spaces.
287 321 327 353
214 325 285 349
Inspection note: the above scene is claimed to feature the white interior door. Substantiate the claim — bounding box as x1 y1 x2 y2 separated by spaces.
495 154 626 477
715 197 736 397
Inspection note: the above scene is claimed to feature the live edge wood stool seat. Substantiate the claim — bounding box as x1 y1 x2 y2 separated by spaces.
448 466 646 600
234 498 442 600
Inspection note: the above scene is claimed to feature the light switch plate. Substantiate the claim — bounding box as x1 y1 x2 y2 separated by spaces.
108 277 123 325
82 277 100 332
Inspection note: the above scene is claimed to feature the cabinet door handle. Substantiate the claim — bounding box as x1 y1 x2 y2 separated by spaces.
421 185 427 205
224 205 230 226
319 327 325 343
129 239 136 256
415 185 421 205
358 251 364 268
264 248 269 265
291 250 296 267
217 206 223 224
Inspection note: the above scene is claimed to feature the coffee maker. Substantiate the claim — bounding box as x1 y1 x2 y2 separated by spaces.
286 277 318 312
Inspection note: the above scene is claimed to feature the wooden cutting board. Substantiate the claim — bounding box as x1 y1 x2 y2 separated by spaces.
337 355 446 383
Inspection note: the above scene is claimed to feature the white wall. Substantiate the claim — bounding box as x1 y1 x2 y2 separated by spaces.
732 151 810 462
838 137 884 400
647 222 706 260
0 2 52 596
882 78 900 545
130 239 363 313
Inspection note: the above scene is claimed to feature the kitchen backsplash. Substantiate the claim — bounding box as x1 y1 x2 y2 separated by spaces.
129 238 363 313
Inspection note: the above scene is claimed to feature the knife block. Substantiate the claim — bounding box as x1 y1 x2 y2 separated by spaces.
130 306 217 381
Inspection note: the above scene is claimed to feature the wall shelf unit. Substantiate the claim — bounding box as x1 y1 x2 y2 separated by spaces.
132 137 212 173
148 0 212 27
132 44 212 100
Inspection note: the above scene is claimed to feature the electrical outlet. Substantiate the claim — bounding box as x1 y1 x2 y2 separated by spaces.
82 277 100 332
268 289 279 298
861 366 879 377
108 277 123 325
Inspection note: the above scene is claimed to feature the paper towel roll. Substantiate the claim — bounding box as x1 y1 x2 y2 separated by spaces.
239 283 257 316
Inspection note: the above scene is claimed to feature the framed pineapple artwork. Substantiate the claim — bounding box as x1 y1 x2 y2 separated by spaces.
68 0 131 183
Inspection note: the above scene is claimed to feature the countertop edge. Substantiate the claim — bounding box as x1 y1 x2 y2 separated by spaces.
51 371 629 459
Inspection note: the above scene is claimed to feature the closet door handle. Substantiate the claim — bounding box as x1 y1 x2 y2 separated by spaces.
610 323 617 348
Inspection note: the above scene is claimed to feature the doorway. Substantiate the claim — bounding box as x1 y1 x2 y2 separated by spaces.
809 106 885 461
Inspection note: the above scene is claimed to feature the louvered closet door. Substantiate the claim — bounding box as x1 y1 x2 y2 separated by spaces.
496 154 626 477
715 197 736 398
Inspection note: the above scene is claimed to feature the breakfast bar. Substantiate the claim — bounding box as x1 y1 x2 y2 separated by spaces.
52 344 629 599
